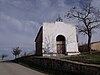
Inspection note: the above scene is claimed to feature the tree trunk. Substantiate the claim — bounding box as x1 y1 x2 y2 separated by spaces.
87 34 92 54
15 55 16 59
2 57 4 60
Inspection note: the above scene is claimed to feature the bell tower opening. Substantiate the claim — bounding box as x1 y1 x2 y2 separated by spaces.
56 16 63 22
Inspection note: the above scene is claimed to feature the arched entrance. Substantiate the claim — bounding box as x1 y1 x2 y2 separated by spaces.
56 35 66 54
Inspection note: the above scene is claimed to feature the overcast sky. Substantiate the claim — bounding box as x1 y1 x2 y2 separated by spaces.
0 0 100 48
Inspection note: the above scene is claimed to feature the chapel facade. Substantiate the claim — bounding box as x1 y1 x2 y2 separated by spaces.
35 17 80 56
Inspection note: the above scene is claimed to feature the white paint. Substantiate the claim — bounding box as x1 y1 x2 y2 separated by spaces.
42 21 79 56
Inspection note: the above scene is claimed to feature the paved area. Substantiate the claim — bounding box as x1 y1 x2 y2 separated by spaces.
0 62 45 75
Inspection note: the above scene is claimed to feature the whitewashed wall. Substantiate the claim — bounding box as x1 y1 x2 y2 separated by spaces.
42 22 79 56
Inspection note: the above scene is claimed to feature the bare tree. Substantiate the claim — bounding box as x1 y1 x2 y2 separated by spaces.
12 47 22 59
43 36 52 54
0 54 8 60
66 0 100 54
24 52 27 56
43 36 54 53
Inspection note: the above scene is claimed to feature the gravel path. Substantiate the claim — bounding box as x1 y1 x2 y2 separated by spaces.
0 62 45 75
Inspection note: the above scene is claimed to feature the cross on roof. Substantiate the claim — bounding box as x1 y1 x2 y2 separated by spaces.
56 16 63 22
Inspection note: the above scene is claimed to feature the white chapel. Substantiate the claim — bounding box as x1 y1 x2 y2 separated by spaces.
35 17 80 56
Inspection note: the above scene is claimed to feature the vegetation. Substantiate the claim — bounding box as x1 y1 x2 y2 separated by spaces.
66 0 100 54
62 52 100 65
12 47 22 59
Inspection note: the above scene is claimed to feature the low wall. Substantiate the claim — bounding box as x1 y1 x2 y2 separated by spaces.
31 57 100 75
16 56 100 75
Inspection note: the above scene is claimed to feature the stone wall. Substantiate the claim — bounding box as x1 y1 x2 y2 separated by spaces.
18 56 100 75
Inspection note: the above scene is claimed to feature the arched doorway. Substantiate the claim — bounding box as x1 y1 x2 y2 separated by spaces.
56 35 66 54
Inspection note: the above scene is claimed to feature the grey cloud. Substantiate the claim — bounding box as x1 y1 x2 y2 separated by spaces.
0 12 39 47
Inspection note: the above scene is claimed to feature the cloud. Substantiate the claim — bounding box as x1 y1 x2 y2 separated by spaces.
35 0 51 8
0 0 100 48
0 12 40 47
0 12 23 33
0 0 75 23
92 0 100 9
0 12 40 33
